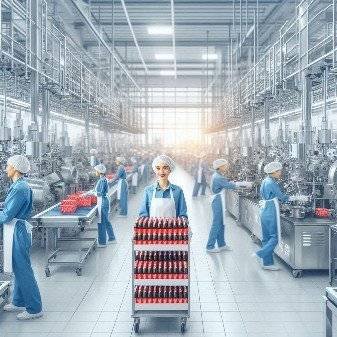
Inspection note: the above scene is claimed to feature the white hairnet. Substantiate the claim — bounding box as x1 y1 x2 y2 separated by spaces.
152 155 175 172
213 158 228 170
116 156 125 164
90 148 98 155
8 155 31 174
94 163 106 174
264 161 282 174
131 156 137 163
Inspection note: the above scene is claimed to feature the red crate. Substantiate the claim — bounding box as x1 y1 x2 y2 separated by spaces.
78 196 92 207
315 208 330 218
60 200 77 214
90 195 97 205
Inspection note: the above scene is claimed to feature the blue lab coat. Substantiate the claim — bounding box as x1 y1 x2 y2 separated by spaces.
192 160 208 196
206 172 236 249
138 183 188 218
257 176 289 266
0 177 42 314
115 165 128 215
96 176 115 244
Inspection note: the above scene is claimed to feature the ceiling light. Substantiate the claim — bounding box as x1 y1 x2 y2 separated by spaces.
155 53 174 60
202 53 218 60
160 70 176 76
148 25 173 35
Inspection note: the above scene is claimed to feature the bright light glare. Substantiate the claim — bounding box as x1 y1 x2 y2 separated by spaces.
160 70 176 76
148 25 173 35
202 53 218 60
155 53 174 60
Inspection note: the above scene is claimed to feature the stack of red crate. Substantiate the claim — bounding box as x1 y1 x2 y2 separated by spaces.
133 217 189 245
134 286 188 304
60 191 97 214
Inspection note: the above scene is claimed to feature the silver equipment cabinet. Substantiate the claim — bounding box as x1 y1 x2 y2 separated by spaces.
325 287 337 337
330 225 337 285
131 224 190 334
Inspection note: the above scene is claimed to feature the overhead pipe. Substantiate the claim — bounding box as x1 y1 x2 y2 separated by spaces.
120 0 148 73
69 0 140 90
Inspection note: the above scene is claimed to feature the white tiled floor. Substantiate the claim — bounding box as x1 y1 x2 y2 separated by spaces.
0 167 328 337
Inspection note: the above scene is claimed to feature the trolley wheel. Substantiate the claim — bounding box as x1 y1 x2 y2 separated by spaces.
75 268 82 276
250 234 259 243
45 268 51 277
180 318 187 333
133 318 140 333
292 270 303 278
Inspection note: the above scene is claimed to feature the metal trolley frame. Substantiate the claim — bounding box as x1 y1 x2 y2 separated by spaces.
131 239 190 334
329 225 337 285
0 281 10 309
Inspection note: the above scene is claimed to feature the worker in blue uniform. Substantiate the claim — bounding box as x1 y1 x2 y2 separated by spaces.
114 156 128 216
2 155 43 320
206 159 252 253
94 164 115 247
192 153 208 197
139 155 187 218
254 161 309 270
131 156 139 194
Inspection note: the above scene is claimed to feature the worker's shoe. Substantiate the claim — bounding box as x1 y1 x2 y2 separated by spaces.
206 248 220 253
17 310 43 320
97 244 107 248
219 245 232 252
3 303 25 312
107 239 117 244
262 264 280 271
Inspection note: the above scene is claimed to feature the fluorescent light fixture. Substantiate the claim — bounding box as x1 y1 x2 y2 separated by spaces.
202 53 218 60
155 53 174 60
160 70 176 76
148 25 173 35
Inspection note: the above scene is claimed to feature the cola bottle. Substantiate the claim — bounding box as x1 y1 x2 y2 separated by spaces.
173 287 178 303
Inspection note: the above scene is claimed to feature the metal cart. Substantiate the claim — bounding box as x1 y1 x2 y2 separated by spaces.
325 287 337 337
131 236 190 333
33 203 98 276
329 225 337 285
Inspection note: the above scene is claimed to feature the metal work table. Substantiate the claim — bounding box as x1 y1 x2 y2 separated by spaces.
33 174 133 276
325 287 337 337
226 190 335 278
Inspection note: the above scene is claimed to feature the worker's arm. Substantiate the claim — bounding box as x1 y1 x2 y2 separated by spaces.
138 188 150 217
176 189 188 218
0 188 26 225
274 183 289 203
213 176 236 193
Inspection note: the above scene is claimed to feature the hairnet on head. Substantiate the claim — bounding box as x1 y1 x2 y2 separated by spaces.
116 156 125 164
152 155 175 172
8 155 31 174
131 156 137 163
264 161 282 174
90 148 98 155
94 164 106 174
213 158 228 170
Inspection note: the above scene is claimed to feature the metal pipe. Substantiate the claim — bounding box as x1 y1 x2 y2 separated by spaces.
120 0 147 73
170 0 177 79
69 0 140 90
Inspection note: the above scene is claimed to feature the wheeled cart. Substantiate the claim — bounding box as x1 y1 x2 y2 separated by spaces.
329 225 337 285
131 217 190 333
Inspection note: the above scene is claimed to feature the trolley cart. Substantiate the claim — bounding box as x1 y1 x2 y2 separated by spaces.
329 225 337 285
33 204 98 277
131 218 190 334
0 281 10 309
33 177 130 276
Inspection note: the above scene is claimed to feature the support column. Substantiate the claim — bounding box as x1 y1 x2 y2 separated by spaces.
302 72 312 148
264 99 270 148
41 89 49 143
85 105 90 153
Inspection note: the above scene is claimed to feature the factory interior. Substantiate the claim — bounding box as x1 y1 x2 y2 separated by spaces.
1 0 337 336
